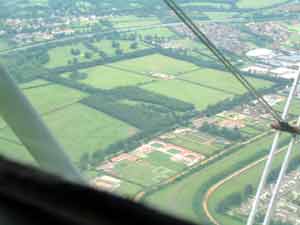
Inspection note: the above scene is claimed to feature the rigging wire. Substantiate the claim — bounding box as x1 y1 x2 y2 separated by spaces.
163 0 283 123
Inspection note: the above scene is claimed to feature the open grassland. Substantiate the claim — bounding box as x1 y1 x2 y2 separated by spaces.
67 65 152 89
46 43 98 68
181 69 273 95
135 27 176 38
111 152 185 187
22 83 87 114
166 133 222 156
142 79 233 111
0 81 136 161
145 133 290 224
236 0 289 9
110 16 161 29
113 54 198 76
208 142 300 225
0 103 137 162
44 103 137 161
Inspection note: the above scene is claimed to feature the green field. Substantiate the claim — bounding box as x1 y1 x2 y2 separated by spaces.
145 133 290 224
110 16 161 29
112 159 177 186
0 81 136 161
66 65 152 89
208 142 300 225
0 103 137 161
167 134 222 156
113 54 198 75
110 150 186 187
44 103 137 161
92 39 149 56
21 83 87 114
46 43 98 68
181 69 273 95
236 0 288 9
142 79 233 111
146 151 187 171
135 27 176 38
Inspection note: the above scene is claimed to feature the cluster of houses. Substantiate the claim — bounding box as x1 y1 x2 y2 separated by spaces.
2 14 112 45
173 22 251 54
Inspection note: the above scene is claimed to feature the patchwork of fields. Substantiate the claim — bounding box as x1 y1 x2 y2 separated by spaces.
0 33 285 225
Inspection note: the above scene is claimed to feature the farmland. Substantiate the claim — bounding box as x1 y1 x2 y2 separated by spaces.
1 1 298 224
64 65 153 89
0 103 137 161
112 54 199 76
142 79 233 111
164 132 224 156
46 43 97 68
181 69 273 95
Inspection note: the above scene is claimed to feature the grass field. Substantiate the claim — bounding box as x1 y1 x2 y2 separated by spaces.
44 103 137 161
145 133 290 224
0 103 137 162
22 83 87 114
181 69 274 95
110 16 161 29
65 65 152 89
166 133 222 156
108 150 187 187
135 27 175 38
0 81 136 161
46 43 98 68
113 54 198 76
112 159 177 186
208 142 300 225
92 39 149 56
142 79 233 111
236 0 288 8
146 151 187 171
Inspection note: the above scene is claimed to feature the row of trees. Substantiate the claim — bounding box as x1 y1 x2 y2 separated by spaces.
200 122 243 141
